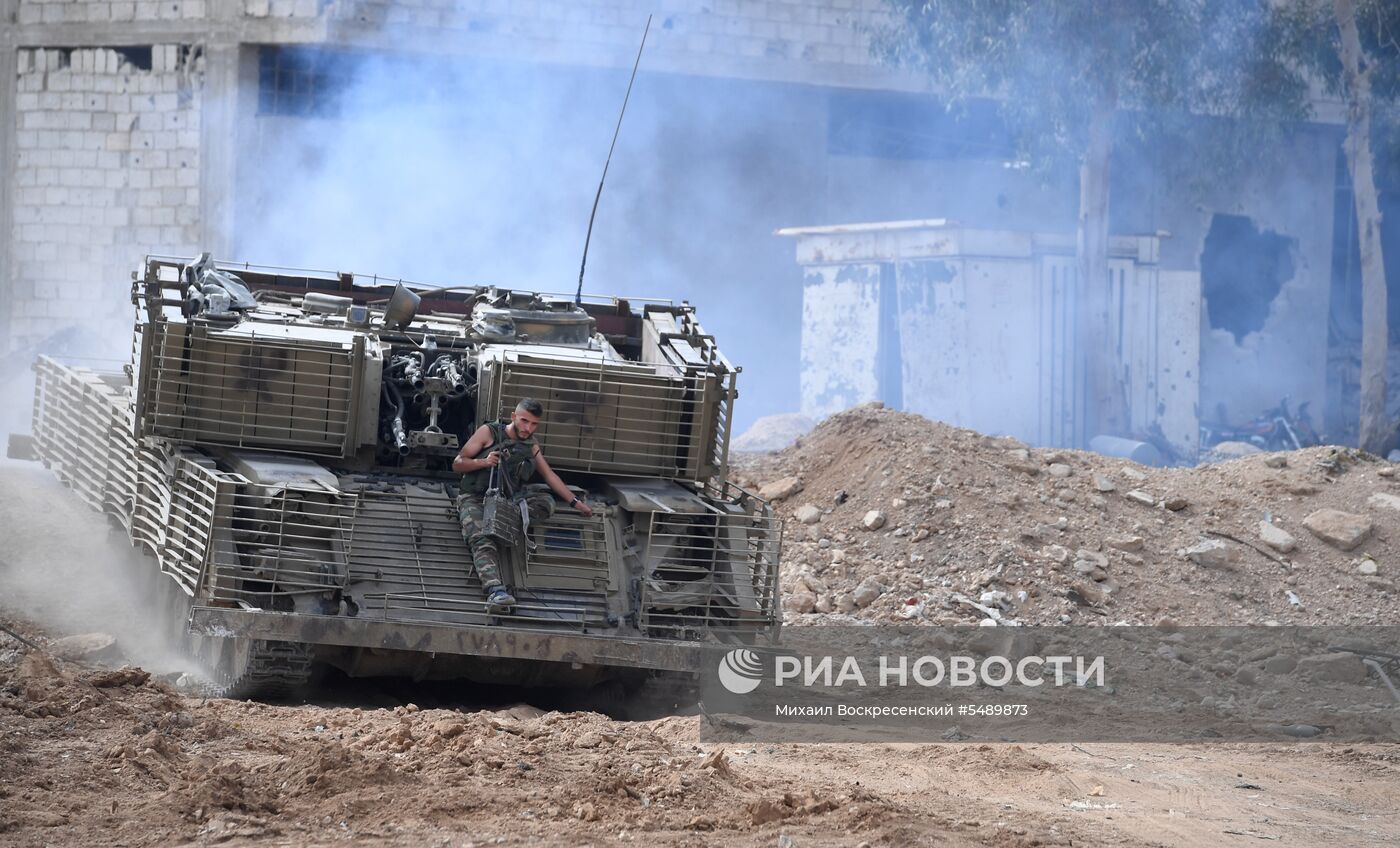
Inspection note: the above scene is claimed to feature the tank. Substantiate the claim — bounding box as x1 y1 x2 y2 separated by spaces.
16 253 782 698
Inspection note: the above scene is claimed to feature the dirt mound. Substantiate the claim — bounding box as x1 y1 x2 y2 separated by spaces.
736 402 1400 626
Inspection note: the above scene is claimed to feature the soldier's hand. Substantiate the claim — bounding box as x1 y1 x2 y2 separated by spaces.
480 451 502 468
575 499 594 517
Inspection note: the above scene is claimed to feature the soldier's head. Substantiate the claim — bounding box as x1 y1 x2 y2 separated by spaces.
510 398 544 439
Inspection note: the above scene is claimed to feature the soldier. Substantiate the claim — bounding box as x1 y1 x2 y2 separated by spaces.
453 398 594 612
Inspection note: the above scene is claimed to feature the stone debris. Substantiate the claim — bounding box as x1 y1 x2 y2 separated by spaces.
1296 652 1367 685
1180 539 1237 569
1302 509 1373 551
1047 463 1073 479
852 577 884 609
1124 490 1156 507
1104 536 1145 553
861 510 887 531
1367 492 1400 512
1258 521 1297 553
793 504 822 525
1357 558 1379 577
1093 475 1117 493
759 476 803 501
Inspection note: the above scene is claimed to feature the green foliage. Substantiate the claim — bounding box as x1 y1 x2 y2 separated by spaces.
874 0 1313 170
1267 0 1400 182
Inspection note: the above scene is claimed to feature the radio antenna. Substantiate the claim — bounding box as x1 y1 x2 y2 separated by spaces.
576 14 651 305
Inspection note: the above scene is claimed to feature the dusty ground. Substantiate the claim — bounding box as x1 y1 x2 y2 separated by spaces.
4 404 1400 846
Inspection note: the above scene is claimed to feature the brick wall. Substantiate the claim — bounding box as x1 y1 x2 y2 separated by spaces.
10 45 203 350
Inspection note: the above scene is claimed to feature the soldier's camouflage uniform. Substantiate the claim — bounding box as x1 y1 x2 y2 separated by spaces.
456 421 554 590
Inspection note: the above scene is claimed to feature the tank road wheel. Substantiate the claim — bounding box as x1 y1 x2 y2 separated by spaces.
210 638 314 701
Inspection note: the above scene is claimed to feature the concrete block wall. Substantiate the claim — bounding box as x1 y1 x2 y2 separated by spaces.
10 44 203 351
326 0 897 81
17 0 209 25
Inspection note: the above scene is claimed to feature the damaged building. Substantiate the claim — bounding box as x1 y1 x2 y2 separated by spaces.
0 0 1394 451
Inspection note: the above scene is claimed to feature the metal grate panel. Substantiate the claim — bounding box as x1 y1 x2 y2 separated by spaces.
138 320 359 457
640 483 780 638
481 348 735 482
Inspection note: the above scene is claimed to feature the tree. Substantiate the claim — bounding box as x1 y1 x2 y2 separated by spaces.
1266 0 1400 453
876 1 1292 441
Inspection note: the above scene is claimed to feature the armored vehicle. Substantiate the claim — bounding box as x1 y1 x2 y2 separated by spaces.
16 254 781 698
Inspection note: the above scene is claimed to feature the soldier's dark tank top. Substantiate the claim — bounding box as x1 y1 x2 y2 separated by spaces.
460 420 539 497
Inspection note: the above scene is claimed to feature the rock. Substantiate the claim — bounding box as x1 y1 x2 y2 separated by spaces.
1073 561 1108 581
794 504 822 525
1180 539 1237 569
1104 536 1144 553
934 498 953 510
1263 454 1288 468
835 593 856 613
861 510 887 531
1068 580 1107 605
796 573 827 595
911 528 930 542
1121 466 1149 482
852 578 884 609
1367 492 1400 512
1007 448 1031 462
1302 508 1373 551
1296 652 1367 685
783 592 816 615
52 632 118 661
1262 655 1296 675
814 595 833 614
1093 475 1117 493
759 476 803 501
1125 490 1156 507
1163 495 1189 511
1048 463 1073 478
1075 549 1109 569
747 799 790 826
891 498 908 509
1258 521 1297 553
1357 559 1379 576
833 489 848 504
830 549 845 564
1042 544 1071 565
1380 466 1396 478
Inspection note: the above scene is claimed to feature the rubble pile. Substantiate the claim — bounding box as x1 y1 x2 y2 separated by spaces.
735 403 1400 626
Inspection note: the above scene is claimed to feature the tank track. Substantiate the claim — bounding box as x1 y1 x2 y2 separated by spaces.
216 640 314 701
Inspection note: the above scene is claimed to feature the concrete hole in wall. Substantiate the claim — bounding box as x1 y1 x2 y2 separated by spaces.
1201 213 1296 343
